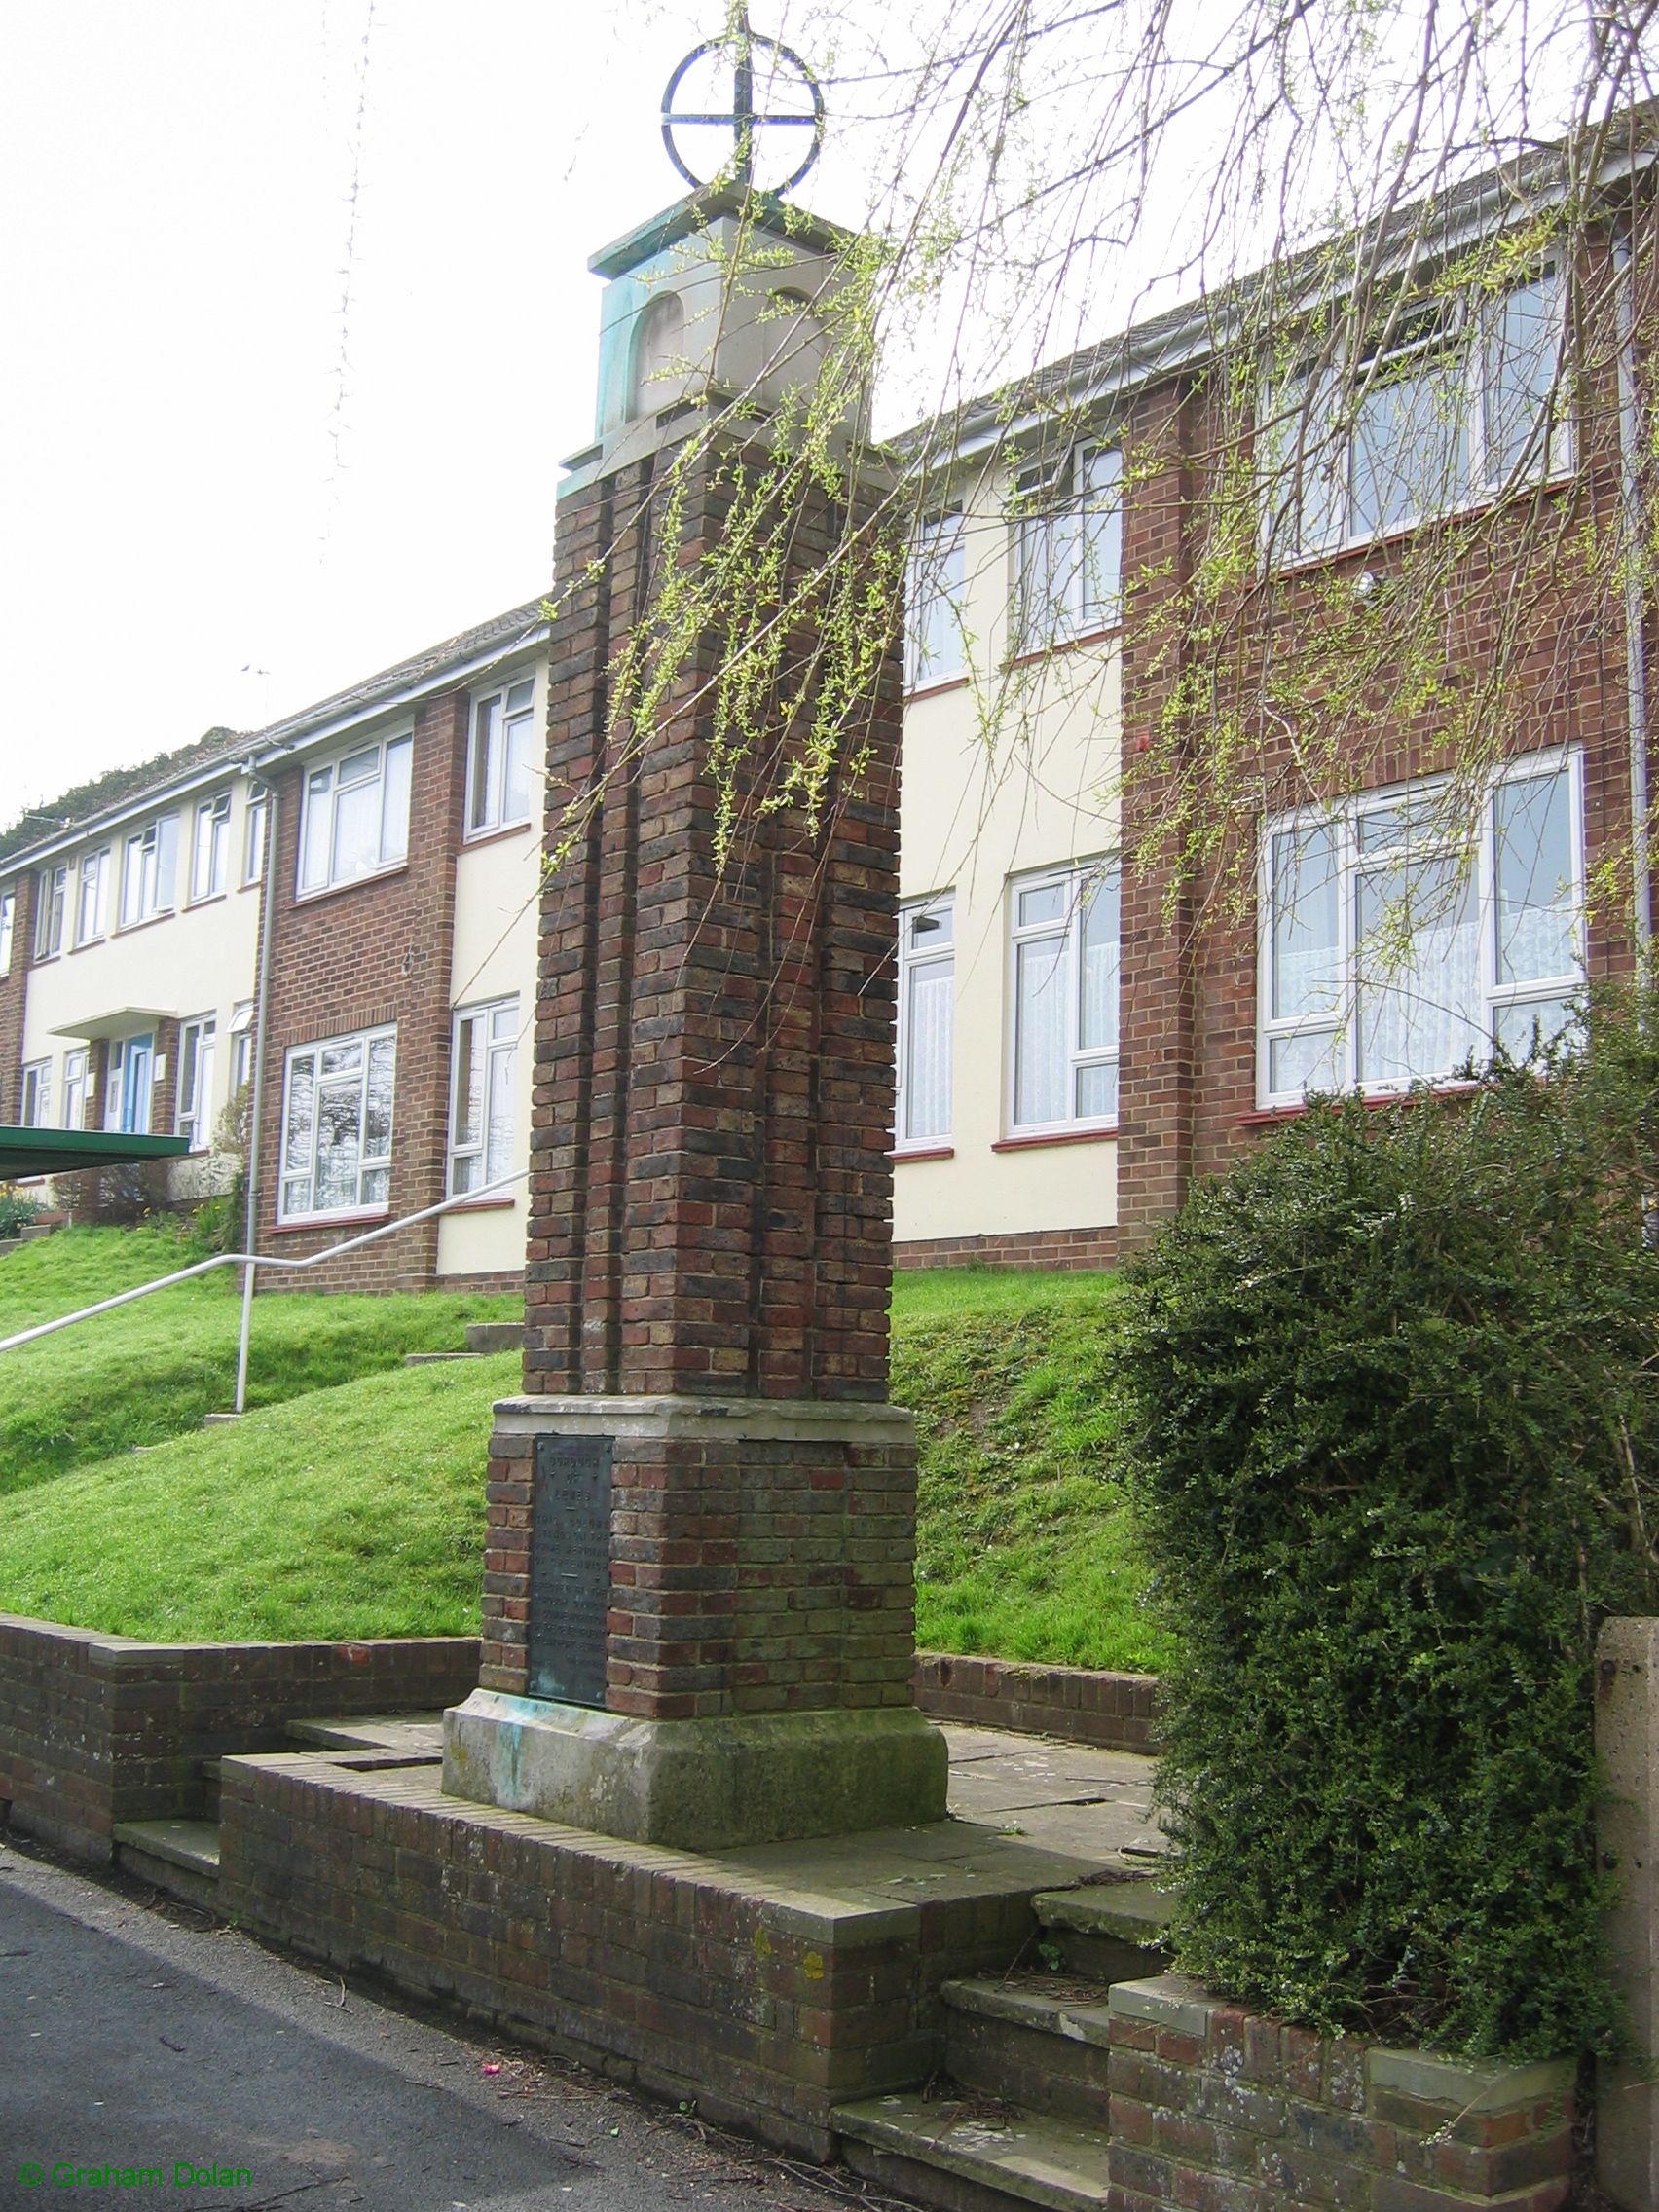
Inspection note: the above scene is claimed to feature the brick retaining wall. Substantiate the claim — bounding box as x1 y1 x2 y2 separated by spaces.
0 1613 479 1861
1107 1976 1573 2210
894 1227 1119 1272
912 1652 1158 1753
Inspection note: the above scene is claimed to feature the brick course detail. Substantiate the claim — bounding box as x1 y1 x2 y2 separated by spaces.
911 1651 1158 1754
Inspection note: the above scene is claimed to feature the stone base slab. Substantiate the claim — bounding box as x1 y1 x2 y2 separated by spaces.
442 1689 949 1849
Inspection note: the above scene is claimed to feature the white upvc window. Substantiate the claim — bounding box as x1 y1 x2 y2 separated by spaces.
0 887 15 975
119 815 179 929
191 792 232 902
279 1025 396 1220
1258 751 1585 1107
229 1000 255 1093
449 998 519 1195
176 1014 217 1151
61 1049 87 1132
35 865 66 959
1008 861 1122 1135
1014 445 1123 650
76 849 109 945
19 1060 50 1127
105 1033 154 1135
466 680 536 836
1271 267 1568 558
905 511 968 690
298 733 412 895
242 792 269 886
896 896 954 1149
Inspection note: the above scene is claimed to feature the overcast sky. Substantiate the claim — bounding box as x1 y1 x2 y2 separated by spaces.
0 0 874 820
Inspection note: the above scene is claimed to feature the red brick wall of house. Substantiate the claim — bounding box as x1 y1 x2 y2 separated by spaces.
0 869 37 1125
1115 221 1654 1251
254 694 468 1292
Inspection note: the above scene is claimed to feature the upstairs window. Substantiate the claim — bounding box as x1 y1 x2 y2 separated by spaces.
229 1000 255 1093
120 815 178 929
1270 268 1567 557
279 1026 396 1219
242 791 269 886
19 1060 50 1128
0 887 15 976
176 1014 217 1151
298 733 412 895
1014 445 1123 650
896 896 954 1150
35 865 66 958
466 681 536 836
76 850 109 944
1259 752 1584 1106
1009 862 1121 1134
448 998 518 1195
905 511 967 690
192 792 232 902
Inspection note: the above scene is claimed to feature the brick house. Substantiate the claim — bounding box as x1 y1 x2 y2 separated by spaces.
2 122 1654 1280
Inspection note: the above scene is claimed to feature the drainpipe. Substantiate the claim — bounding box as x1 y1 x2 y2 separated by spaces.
234 780 278 1415
1615 225 1652 954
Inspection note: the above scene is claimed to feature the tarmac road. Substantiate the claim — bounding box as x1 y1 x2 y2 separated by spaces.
0 1838 875 2212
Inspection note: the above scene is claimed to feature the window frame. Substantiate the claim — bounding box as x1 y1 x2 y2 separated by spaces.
176 1014 218 1152
1269 264 1571 563
118 814 179 931
464 679 538 839
242 792 269 887
447 997 520 1197
296 731 413 899
61 1048 87 1132
1256 747 1587 1110
277 1023 397 1223
895 894 955 1153
35 865 67 960
75 849 110 946
1005 858 1123 1139
1012 443 1124 653
905 510 969 692
0 886 15 977
229 1000 255 1094
19 1059 50 1128
191 792 233 903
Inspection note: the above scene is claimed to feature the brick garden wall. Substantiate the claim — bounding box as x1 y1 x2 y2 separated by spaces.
911 1652 1158 1753
893 1226 1119 1272
0 1613 479 1862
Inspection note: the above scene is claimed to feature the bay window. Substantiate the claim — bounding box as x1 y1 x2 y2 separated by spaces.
1259 752 1584 1106
448 998 518 1195
279 1026 396 1219
1008 862 1121 1135
1014 446 1122 649
896 896 954 1149
298 734 412 895
905 511 967 690
466 681 536 836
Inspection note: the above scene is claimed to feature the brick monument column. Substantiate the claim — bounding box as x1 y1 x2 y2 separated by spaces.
442 185 948 1850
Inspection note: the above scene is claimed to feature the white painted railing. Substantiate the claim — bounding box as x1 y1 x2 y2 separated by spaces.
0 1168 530 1414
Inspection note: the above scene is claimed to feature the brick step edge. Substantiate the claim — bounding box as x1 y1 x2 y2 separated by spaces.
833 2094 1111 2212
942 1977 1117 2049
913 1653 1158 1754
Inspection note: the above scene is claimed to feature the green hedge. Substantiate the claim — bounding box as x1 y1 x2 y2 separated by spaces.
1117 990 1659 2059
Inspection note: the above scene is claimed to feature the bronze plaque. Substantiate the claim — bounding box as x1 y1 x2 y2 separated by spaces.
527 1434 613 1708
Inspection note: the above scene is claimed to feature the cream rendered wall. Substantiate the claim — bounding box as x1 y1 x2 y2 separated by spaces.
436 660 545 1283
894 462 1123 1245
21 774 264 1186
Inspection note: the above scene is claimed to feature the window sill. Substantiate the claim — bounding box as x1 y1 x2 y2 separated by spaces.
113 910 176 939
444 1193 518 1213
1240 1082 1480 1126
66 938 106 956
238 876 264 893
271 1205 391 1235
184 890 229 913
992 1126 1119 1153
1271 466 1578 579
892 1145 954 1163
461 819 536 853
293 861 409 908
903 673 972 704
1004 621 1124 672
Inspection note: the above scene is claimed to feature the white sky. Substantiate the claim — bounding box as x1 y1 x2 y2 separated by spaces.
0 0 871 819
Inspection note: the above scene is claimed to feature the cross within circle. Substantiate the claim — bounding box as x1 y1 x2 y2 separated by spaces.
660 25 825 197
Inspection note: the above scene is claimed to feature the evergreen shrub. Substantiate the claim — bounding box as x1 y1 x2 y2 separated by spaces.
1118 985 1659 2059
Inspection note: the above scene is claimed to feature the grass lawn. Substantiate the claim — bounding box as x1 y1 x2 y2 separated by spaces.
0 1237 1162 1671
0 1224 521 1496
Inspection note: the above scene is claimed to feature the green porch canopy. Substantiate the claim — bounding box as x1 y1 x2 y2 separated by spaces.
0 1127 191 1179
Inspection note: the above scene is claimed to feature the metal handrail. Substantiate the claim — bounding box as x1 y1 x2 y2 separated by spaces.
0 1168 530 1413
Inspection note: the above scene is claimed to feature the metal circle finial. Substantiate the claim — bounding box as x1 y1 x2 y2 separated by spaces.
660 18 825 197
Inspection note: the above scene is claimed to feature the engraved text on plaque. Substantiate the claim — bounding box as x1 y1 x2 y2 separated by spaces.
527 1434 613 1708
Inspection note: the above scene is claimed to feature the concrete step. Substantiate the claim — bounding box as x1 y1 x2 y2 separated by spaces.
835 2093 1110 2212
941 1977 1112 2126
1031 1881 1173 1984
464 1321 524 1354
403 1350 483 1366
113 1820 221 1911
